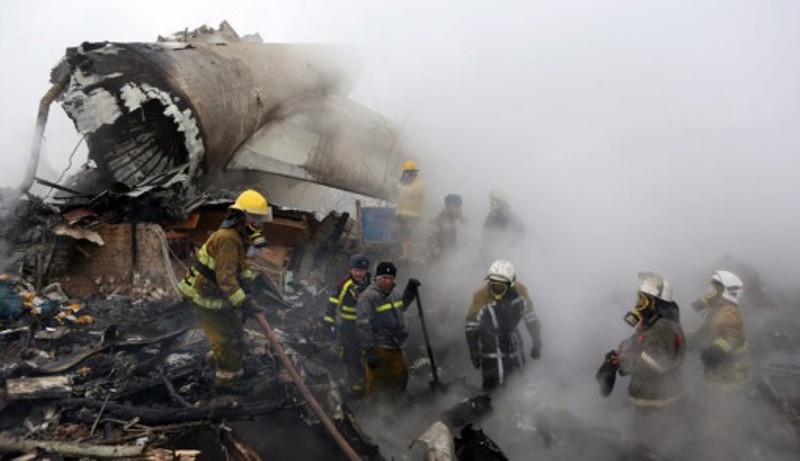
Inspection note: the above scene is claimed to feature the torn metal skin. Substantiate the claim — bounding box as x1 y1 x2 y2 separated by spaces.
51 20 409 213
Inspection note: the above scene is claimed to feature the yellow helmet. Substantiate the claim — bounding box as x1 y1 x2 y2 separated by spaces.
230 189 269 216
402 160 418 172
489 190 508 204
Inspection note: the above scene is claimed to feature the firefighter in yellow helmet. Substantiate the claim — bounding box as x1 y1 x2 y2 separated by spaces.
178 189 272 394
394 160 425 260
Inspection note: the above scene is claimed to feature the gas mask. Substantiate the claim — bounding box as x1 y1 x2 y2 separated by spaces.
691 282 721 316
244 213 267 249
624 292 655 327
488 280 509 300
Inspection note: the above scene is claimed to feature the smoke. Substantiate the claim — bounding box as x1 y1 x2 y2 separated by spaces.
3 1 799 458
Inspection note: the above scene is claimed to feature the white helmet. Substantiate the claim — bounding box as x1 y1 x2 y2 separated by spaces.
711 270 744 304
637 272 673 302
487 259 516 286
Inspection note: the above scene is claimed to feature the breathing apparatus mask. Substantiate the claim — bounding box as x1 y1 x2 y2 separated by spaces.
488 279 510 300
624 291 657 327
691 281 722 316
245 212 268 249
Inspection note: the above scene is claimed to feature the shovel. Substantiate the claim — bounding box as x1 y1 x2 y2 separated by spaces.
413 289 446 392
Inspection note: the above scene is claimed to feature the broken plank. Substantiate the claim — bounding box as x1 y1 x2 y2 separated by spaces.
6 376 72 400
0 434 143 458
60 398 288 425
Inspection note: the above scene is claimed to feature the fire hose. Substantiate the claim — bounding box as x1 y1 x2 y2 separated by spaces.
252 311 362 461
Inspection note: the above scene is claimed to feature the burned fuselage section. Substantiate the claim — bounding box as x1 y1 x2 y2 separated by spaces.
53 21 408 216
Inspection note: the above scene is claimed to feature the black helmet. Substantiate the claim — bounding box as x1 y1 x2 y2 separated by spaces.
349 254 370 270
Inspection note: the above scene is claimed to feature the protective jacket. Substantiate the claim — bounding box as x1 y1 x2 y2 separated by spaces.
178 227 256 310
177 225 257 387
693 300 748 388
466 282 541 390
356 282 413 351
618 315 686 406
395 176 425 218
325 275 370 329
427 208 459 260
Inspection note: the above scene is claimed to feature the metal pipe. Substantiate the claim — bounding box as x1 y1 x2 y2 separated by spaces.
19 73 70 195
253 312 362 461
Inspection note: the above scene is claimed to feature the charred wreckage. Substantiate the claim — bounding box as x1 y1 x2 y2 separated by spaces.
2 21 799 461
0 22 503 461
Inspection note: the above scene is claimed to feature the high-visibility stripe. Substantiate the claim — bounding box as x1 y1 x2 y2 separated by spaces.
178 279 227 310
640 351 667 373
323 315 335 324
228 288 246 306
629 393 682 408
215 368 245 380
341 305 357 313
198 245 215 269
375 300 404 312
329 297 341 304
340 313 357 320
713 338 733 353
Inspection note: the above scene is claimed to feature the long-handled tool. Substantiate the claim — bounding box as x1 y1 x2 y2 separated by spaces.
252 311 361 461
413 289 443 391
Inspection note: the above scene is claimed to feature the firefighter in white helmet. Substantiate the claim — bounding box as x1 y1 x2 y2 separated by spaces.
178 189 272 394
691 270 748 388
689 270 754 461
600 272 686 457
465 259 541 391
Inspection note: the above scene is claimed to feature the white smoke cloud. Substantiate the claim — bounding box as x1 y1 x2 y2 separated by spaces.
2 1 798 458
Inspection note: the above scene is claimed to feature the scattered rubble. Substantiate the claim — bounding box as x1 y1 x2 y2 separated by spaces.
2 19 799 461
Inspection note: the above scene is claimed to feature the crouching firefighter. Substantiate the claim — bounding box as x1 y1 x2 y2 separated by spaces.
322 253 372 397
178 189 272 394
466 259 541 392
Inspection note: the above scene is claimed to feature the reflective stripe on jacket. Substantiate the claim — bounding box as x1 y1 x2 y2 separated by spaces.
619 316 686 406
466 282 541 357
325 276 370 324
356 282 409 350
178 227 254 310
694 301 749 387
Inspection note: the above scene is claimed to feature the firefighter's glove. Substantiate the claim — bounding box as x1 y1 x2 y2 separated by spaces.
701 345 727 369
366 348 380 368
240 298 262 319
406 278 422 291
530 346 540 360
596 350 619 397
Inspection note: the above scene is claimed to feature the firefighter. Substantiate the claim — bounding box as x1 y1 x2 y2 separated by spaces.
691 270 748 389
466 259 541 392
606 272 686 457
427 193 463 263
178 189 271 394
690 270 751 460
479 191 525 264
394 160 425 260
356 261 420 398
322 253 372 397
